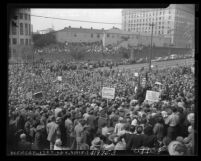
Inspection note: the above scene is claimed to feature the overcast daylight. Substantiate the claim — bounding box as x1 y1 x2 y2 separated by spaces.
31 9 122 32
8 5 196 156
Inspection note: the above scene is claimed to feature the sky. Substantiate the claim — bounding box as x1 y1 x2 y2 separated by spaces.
31 9 122 32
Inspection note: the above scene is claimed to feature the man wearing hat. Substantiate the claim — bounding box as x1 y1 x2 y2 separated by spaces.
18 133 32 150
46 116 59 150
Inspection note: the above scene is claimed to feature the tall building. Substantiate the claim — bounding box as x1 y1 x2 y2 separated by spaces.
9 8 32 62
122 4 194 48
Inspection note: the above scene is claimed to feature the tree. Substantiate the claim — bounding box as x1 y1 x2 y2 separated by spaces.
69 44 86 60
119 47 130 59
32 32 56 48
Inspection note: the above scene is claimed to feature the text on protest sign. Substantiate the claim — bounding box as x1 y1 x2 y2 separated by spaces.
145 90 160 102
102 87 115 99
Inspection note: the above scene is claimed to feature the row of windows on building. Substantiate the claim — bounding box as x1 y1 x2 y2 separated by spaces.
125 16 171 23
11 23 31 36
124 10 172 18
10 38 31 45
19 13 31 21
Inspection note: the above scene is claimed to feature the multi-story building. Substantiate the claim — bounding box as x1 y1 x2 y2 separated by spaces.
122 4 194 48
9 8 32 62
54 26 171 48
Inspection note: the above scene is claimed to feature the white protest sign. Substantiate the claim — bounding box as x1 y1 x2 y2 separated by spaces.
191 67 194 74
102 87 115 99
145 90 160 102
134 72 139 77
57 76 62 81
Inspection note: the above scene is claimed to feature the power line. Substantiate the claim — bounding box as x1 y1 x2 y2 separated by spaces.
31 14 121 25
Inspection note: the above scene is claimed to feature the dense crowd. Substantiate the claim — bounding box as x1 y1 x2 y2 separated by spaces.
34 41 121 56
8 60 195 155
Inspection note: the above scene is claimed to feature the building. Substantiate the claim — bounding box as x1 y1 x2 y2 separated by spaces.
122 4 194 48
9 8 32 62
54 26 171 48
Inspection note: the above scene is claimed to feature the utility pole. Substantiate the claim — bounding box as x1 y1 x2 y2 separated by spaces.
149 23 154 71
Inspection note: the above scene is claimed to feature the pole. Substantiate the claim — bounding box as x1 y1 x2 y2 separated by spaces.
149 23 154 71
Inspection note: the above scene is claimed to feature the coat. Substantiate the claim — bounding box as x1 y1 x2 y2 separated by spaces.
46 121 59 142
126 134 144 150
18 140 32 150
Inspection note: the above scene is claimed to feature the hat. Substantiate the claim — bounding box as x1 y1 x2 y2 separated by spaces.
91 137 101 146
56 117 62 123
55 139 62 146
168 141 186 156
20 133 26 139
36 125 45 131
118 117 123 121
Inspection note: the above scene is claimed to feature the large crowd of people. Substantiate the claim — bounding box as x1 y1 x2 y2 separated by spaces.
8 59 195 155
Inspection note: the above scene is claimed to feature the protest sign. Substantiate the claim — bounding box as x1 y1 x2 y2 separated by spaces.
102 87 115 99
33 91 43 99
57 76 62 81
26 92 32 100
191 67 194 74
145 90 160 102
134 72 139 77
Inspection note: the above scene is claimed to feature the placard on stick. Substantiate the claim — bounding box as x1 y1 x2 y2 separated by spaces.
145 90 160 102
102 87 115 99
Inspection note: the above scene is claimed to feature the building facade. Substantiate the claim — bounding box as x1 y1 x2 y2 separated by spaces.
9 8 32 62
54 26 171 48
122 4 194 48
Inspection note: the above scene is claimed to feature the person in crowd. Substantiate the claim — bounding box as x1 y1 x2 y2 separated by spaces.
46 116 59 150
18 133 32 150
165 107 180 141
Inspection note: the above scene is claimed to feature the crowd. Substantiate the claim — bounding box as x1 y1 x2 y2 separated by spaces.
34 41 121 56
8 60 195 155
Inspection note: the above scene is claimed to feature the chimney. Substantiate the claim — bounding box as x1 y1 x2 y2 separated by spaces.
69 26 71 28
80 26 82 29
91 27 93 30
102 28 104 30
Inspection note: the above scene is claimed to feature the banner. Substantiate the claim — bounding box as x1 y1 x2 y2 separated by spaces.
33 91 43 99
102 87 115 99
145 90 160 102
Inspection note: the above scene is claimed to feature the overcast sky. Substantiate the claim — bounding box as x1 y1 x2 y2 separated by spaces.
31 9 122 32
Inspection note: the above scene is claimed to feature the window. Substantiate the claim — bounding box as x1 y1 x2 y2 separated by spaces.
28 14 30 20
74 33 77 37
29 24 31 35
25 24 28 35
20 23 23 35
26 39 28 45
20 13 23 19
13 49 16 54
91 34 93 38
12 38 17 45
12 25 17 35
107 34 110 37
25 14 27 20
29 39 32 45
97 34 100 38
20 39 24 45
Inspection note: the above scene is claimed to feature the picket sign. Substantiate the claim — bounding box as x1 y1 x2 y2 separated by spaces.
145 90 160 102
102 87 115 99
57 76 62 81
191 66 194 74
134 72 139 77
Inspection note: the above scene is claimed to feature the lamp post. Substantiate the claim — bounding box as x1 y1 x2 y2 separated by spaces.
149 23 154 71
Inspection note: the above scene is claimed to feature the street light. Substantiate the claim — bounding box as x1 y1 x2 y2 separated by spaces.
149 23 154 71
